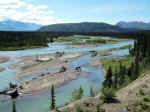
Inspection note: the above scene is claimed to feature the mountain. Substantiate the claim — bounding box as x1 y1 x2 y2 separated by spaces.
0 20 42 31
39 22 128 32
116 21 150 30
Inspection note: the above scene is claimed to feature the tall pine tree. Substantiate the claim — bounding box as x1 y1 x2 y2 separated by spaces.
103 66 113 88
50 85 56 110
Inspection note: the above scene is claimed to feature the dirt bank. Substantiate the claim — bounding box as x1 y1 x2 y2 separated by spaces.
56 72 150 112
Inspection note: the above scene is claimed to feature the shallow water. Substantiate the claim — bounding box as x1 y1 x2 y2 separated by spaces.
0 39 134 112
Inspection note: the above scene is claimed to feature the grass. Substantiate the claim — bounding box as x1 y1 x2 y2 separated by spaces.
54 35 125 45
143 96 150 102
98 45 131 57
109 45 130 51
0 45 48 51
140 64 150 74
90 51 98 57
100 55 134 73
99 51 111 56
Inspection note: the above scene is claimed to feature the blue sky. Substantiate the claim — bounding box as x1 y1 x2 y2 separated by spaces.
0 0 149 25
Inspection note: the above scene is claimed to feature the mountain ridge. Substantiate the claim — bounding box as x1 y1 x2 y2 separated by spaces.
116 21 150 30
38 22 130 32
0 20 42 31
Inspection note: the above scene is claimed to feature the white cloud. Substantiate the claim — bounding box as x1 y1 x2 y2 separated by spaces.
0 0 59 25
0 0 26 9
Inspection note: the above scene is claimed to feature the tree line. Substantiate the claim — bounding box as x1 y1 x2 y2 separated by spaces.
103 33 150 93
1 30 150 50
0 31 72 50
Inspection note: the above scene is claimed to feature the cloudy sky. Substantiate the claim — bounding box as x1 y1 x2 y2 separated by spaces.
0 0 149 25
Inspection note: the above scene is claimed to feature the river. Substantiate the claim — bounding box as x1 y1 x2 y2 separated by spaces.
0 39 134 112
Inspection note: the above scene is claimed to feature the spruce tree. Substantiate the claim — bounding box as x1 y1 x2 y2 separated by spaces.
50 85 56 110
90 87 95 97
103 66 113 88
113 68 118 89
12 99 17 112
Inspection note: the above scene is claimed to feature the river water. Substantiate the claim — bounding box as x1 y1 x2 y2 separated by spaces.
0 39 134 112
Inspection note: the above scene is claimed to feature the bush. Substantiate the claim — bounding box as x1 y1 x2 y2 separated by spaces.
71 87 84 102
143 96 150 102
141 102 150 110
59 66 67 73
139 89 145 95
90 51 98 57
100 88 116 103
75 105 84 112
56 52 64 57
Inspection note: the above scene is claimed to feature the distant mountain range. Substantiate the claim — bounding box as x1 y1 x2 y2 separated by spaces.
0 20 150 32
39 22 130 32
116 21 150 30
39 21 150 32
0 20 42 31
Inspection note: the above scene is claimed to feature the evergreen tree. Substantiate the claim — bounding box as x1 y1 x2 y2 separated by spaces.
50 85 56 110
103 66 113 88
134 55 140 79
90 87 95 97
12 99 17 112
71 86 84 102
113 68 118 89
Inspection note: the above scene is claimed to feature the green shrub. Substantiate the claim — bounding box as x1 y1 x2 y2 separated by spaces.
143 96 150 102
75 105 84 112
56 52 64 57
100 88 116 103
71 87 84 102
90 51 98 57
139 89 145 95
141 102 150 110
59 66 67 73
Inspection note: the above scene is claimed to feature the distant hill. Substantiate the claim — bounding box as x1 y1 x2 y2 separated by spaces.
0 20 42 31
38 22 129 32
116 21 150 30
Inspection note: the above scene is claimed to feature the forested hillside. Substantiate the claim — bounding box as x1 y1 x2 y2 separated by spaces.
0 31 71 50
39 22 127 32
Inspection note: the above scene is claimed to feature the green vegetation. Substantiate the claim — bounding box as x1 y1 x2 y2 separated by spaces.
100 88 116 103
90 51 98 57
0 46 48 51
39 22 125 32
59 66 67 73
101 35 150 106
71 87 84 102
0 31 74 51
85 38 106 44
143 96 150 102
12 100 17 112
54 35 120 45
54 35 83 45
99 52 111 56
101 55 133 73
56 52 64 57
99 45 130 57
90 87 95 97
50 85 56 110
110 45 130 51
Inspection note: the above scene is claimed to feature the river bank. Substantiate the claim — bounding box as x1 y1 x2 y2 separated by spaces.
0 67 5 72
11 52 87 94
0 38 134 112
0 56 10 64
